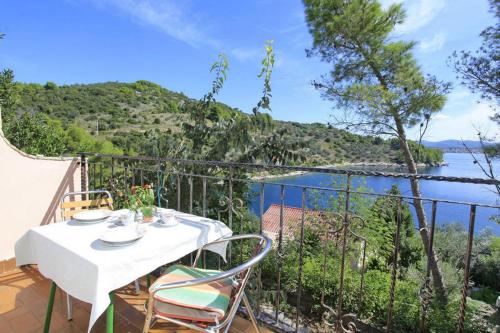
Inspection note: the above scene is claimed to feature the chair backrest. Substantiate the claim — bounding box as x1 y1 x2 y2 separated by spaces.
60 190 113 220
191 234 272 327
147 234 271 332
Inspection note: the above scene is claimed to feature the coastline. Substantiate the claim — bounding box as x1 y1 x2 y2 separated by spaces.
250 161 447 180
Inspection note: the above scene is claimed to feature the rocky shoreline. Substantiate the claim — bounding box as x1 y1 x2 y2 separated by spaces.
250 161 447 180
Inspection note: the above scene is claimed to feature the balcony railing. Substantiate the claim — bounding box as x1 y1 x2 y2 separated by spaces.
79 153 499 333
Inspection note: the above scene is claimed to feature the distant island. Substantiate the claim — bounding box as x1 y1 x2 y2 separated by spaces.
422 140 494 153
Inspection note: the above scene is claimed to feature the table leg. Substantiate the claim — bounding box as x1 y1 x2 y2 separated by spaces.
107 292 114 333
43 281 57 333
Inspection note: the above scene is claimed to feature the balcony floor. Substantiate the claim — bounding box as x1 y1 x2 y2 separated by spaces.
0 265 270 333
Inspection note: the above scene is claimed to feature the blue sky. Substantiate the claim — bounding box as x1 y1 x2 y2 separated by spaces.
0 0 497 140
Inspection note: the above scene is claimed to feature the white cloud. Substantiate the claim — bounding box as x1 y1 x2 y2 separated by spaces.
229 47 262 62
447 88 473 101
409 87 497 141
419 32 446 53
89 0 219 48
413 104 498 141
380 0 446 34
432 114 450 120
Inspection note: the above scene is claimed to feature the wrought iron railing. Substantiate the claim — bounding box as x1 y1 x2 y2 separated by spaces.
79 153 499 333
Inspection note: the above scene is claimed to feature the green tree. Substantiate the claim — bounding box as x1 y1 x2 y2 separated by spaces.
366 185 420 270
303 0 450 302
0 69 17 112
0 33 18 124
3 113 67 155
449 0 499 112
181 42 303 164
66 124 123 155
449 0 499 200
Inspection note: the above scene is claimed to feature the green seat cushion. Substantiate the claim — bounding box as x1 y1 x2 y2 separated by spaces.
152 265 235 323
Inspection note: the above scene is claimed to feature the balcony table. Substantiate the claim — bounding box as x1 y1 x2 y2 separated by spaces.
14 209 232 333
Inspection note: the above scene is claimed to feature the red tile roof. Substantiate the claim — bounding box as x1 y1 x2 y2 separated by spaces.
262 204 326 237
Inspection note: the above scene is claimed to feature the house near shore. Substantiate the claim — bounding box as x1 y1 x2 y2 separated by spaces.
262 204 336 241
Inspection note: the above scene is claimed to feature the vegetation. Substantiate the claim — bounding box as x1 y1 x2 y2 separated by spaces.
2 103 123 156
1 79 445 165
0 32 442 166
0 11 500 332
303 0 450 302
0 34 441 167
259 185 500 332
3 113 67 155
449 0 499 109
449 0 499 199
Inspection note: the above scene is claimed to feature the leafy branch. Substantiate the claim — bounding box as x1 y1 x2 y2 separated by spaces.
252 40 275 115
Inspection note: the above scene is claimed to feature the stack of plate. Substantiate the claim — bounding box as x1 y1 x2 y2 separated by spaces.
73 210 112 223
99 225 146 247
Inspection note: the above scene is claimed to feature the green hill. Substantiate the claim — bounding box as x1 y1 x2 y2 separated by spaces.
7 80 442 166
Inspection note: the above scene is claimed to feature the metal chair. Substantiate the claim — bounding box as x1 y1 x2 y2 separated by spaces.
60 190 118 320
143 234 272 333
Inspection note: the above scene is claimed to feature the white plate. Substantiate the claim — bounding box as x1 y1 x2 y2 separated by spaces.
74 209 112 222
99 225 146 244
100 239 141 247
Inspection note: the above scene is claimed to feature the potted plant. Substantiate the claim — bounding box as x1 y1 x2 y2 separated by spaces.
127 184 156 222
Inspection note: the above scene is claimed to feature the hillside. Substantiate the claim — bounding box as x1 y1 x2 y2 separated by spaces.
421 139 499 153
8 80 443 166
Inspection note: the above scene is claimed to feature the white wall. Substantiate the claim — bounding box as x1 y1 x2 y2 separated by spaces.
0 117 81 260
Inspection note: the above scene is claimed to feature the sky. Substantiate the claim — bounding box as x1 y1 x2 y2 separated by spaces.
0 0 497 141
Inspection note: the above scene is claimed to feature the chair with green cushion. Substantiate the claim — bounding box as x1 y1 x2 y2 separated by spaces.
143 234 272 333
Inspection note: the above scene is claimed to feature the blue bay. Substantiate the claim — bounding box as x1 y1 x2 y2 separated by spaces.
250 153 499 234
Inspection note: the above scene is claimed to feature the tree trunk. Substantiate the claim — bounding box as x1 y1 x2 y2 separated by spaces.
393 114 448 304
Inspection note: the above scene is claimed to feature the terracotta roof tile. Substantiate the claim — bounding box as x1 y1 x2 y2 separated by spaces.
262 204 325 237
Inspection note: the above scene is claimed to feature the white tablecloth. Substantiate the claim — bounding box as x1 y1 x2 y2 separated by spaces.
15 209 232 332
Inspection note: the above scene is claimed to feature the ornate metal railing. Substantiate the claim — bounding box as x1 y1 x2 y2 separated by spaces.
79 153 499 333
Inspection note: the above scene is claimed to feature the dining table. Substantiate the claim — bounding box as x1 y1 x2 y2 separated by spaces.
14 208 232 333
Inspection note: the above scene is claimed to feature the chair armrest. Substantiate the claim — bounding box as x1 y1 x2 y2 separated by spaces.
151 234 271 295
193 234 271 266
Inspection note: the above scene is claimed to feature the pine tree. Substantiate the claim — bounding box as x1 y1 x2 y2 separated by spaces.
303 0 450 303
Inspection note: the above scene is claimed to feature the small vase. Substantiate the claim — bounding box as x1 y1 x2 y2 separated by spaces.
141 206 154 223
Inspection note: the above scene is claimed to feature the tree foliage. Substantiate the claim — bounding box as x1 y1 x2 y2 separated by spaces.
390 139 444 165
3 113 67 155
365 185 420 270
3 80 442 165
2 112 123 156
303 0 450 303
449 0 500 201
304 0 450 136
180 43 305 165
449 0 499 109
0 69 17 112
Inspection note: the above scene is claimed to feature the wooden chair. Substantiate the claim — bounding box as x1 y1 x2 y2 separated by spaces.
143 234 272 333
60 190 114 320
60 190 114 220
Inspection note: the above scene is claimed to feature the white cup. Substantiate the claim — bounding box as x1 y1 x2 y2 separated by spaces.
120 210 136 225
159 210 178 226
